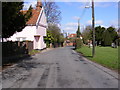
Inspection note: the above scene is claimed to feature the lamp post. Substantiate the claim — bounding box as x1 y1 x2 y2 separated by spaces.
85 0 95 57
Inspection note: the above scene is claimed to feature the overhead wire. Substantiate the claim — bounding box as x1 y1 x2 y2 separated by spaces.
79 1 91 20
79 1 91 32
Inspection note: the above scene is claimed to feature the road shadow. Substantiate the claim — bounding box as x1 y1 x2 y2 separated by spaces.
2 55 33 69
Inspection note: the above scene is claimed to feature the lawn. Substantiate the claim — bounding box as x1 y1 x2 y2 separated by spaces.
76 46 119 70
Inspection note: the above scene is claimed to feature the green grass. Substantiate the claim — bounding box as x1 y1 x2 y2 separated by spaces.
76 46 119 70
29 49 40 55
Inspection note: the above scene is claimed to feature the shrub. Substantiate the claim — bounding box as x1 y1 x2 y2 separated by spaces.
75 38 83 49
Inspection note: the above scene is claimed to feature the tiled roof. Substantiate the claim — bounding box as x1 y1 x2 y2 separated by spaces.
21 9 41 25
68 34 76 38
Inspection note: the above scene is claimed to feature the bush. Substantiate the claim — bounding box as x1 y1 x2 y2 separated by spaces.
75 38 83 49
2 41 33 65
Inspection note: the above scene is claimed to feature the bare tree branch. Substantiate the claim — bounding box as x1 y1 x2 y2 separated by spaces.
43 0 61 24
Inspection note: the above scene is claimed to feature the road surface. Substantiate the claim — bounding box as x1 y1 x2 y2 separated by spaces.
2 47 118 88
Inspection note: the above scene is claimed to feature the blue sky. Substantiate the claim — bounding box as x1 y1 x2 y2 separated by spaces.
23 1 118 34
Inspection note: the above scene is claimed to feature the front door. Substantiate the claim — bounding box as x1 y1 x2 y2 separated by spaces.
34 35 40 49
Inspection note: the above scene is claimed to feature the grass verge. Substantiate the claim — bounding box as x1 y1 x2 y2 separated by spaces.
76 46 119 70
29 49 41 55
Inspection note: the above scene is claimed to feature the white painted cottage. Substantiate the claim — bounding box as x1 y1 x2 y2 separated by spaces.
8 1 47 50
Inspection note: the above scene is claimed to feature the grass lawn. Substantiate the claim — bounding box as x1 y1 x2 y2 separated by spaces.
76 46 119 70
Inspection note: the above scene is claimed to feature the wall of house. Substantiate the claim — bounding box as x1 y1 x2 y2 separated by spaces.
34 8 47 50
33 36 46 50
40 36 46 49
8 26 36 41
36 9 47 36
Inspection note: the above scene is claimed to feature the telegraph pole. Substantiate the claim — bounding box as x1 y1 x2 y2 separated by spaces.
92 0 95 57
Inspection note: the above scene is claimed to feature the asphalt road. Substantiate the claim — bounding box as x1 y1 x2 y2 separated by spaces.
2 46 118 88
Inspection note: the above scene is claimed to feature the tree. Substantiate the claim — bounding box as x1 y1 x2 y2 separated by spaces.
107 26 118 42
76 19 81 38
103 29 112 46
44 30 54 47
75 38 83 49
43 0 61 24
47 24 64 47
82 25 92 44
75 19 83 49
2 2 32 39
95 26 105 45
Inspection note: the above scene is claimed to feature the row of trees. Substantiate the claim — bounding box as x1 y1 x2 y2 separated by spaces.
82 26 118 46
44 24 64 48
43 1 64 48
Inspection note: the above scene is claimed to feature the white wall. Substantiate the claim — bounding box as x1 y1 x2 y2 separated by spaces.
8 8 47 50
34 36 46 50
8 26 36 41
36 9 47 36
34 8 47 49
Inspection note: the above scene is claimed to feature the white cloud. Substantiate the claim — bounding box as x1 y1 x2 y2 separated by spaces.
87 20 103 25
110 20 118 26
66 22 78 27
95 2 112 8
73 16 80 20
100 25 109 28
64 27 76 31
62 22 85 33
109 20 118 28
61 22 78 33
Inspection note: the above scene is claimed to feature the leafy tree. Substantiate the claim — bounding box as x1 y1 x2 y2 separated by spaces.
2 2 32 39
44 30 54 47
82 25 92 44
75 38 83 49
43 0 61 24
107 26 118 42
47 24 64 47
43 0 62 47
59 33 64 43
59 33 64 47
103 29 112 46
95 26 105 45
48 24 60 42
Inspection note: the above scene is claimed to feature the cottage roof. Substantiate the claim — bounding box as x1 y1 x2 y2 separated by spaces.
21 1 42 25
27 9 41 25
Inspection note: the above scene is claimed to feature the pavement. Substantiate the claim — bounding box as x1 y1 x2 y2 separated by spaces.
1 46 119 88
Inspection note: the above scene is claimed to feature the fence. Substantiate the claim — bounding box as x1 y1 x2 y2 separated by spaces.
2 41 33 64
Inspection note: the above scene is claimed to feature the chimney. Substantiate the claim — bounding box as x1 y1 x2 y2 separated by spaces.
36 0 42 11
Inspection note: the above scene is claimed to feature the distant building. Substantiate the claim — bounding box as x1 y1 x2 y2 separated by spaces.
8 0 47 50
67 33 82 39
67 34 76 39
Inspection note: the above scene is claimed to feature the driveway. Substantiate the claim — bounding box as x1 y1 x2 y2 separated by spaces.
2 46 118 88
